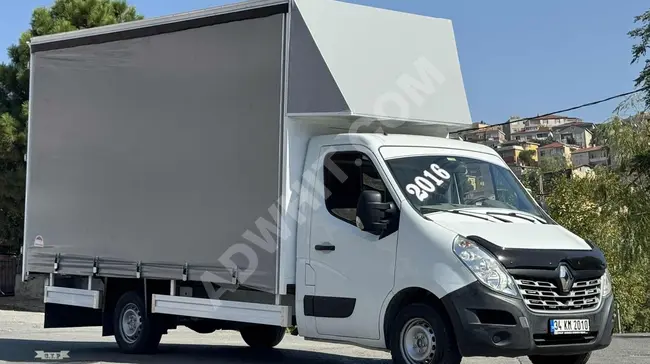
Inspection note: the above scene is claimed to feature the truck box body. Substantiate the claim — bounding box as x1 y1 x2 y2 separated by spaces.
24 0 472 294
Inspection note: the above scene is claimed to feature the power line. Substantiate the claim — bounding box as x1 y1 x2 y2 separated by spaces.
453 86 650 134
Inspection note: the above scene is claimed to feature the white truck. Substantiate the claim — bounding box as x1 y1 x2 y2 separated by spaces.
23 0 615 363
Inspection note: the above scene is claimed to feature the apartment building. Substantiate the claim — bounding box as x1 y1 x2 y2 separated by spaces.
538 142 577 165
510 126 553 143
504 114 581 140
496 141 539 166
552 122 594 148
571 146 609 167
449 122 505 147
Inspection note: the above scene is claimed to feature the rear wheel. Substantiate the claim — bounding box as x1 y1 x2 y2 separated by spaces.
240 325 285 349
113 291 163 354
529 353 592 364
390 303 461 364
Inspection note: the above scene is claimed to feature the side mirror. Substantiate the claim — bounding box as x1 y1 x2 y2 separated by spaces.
356 190 396 235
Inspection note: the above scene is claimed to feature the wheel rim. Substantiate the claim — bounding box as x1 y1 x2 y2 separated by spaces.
400 318 437 363
120 303 142 344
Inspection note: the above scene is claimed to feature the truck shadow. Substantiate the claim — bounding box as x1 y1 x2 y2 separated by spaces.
0 339 391 363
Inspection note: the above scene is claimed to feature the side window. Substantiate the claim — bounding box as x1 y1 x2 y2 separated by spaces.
493 170 518 208
323 151 390 226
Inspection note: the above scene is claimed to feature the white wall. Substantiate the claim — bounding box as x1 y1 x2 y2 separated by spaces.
572 152 590 167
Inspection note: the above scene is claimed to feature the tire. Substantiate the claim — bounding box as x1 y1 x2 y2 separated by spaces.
113 291 163 354
389 303 461 364
240 325 285 349
529 353 592 364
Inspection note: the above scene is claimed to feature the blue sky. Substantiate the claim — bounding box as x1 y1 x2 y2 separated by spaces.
1 0 647 123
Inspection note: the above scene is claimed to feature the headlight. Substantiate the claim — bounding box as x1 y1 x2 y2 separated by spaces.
453 235 519 297
601 269 612 297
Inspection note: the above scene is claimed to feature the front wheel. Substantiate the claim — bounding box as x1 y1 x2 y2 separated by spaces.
240 325 285 349
529 353 592 364
390 303 461 364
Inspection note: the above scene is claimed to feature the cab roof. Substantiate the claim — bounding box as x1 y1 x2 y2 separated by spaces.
312 133 501 157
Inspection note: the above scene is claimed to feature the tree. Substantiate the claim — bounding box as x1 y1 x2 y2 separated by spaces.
594 114 650 174
630 8 650 109
519 155 568 199
518 150 536 167
537 136 556 146
547 168 650 332
543 113 650 332
539 155 567 173
0 0 143 252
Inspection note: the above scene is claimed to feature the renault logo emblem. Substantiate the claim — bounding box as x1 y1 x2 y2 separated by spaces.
559 265 574 293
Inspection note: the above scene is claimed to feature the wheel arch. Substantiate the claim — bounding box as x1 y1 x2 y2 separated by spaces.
102 278 170 336
382 287 456 349
102 278 144 336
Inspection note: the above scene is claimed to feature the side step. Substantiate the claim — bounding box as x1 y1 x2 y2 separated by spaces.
151 294 292 327
44 286 102 309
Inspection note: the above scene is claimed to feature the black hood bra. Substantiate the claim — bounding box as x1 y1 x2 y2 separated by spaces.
468 235 607 274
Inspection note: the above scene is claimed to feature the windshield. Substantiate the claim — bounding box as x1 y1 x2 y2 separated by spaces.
384 154 547 220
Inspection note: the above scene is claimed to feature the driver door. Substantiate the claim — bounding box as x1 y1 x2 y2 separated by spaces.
306 145 398 340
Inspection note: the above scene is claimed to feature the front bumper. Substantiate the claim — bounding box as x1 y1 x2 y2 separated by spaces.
441 281 615 358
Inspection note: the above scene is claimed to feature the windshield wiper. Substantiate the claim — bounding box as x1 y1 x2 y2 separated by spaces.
485 211 547 224
421 207 493 222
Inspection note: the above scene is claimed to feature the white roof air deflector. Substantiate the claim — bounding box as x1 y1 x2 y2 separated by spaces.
288 0 472 127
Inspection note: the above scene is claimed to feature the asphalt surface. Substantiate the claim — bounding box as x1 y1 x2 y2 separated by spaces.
0 310 648 364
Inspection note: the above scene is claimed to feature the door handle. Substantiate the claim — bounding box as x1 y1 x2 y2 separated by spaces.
315 243 336 252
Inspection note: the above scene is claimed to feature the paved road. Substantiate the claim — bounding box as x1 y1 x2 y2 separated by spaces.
0 310 648 364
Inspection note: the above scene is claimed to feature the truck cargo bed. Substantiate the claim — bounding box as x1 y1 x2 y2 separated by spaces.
24 0 473 295
25 2 286 292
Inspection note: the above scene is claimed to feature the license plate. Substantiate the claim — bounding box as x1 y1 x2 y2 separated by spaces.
550 319 590 335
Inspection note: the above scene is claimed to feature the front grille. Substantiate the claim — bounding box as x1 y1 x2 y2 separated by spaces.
515 278 602 312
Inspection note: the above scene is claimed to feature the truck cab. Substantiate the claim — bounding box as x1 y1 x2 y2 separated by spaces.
294 133 614 364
